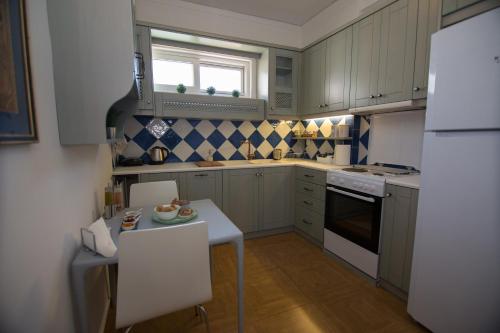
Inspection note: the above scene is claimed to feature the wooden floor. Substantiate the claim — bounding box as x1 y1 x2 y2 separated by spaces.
105 232 427 333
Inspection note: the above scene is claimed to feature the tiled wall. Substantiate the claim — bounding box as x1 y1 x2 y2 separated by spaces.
121 115 370 164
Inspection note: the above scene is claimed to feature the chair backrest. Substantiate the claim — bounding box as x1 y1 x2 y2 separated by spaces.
129 180 179 207
116 221 212 329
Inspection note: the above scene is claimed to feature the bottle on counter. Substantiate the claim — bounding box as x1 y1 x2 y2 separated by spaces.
104 183 113 219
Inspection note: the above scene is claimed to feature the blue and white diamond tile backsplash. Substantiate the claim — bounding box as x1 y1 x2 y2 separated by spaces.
121 115 370 164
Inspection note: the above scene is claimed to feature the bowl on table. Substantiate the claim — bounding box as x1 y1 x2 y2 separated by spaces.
121 215 140 231
171 199 190 208
154 204 180 220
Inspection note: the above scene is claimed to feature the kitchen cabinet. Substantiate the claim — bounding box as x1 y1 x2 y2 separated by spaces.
301 41 327 115
183 171 223 208
413 0 440 99
47 0 136 144
379 184 419 295
441 0 499 27
268 49 300 117
138 172 184 198
294 168 326 243
222 167 294 233
260 167 294 230
442 0 482 15
350 12 383 108
135 25 155 113
350 0 418 107
324 26 353 112
222 169 260 233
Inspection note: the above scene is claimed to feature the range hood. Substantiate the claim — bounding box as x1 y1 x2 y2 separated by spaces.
349 99 426 115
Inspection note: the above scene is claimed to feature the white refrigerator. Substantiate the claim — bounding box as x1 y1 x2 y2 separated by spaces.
407 7 500 333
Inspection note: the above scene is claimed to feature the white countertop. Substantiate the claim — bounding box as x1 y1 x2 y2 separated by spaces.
113 159 420 189
112 158 343 175
386 174 420 189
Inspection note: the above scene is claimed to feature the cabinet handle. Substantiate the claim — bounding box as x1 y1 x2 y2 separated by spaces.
270 106 275 110
304 174 314 178
260 172 263 176
302 219 313 225
303 187 313 192
195 173 208 177
303 200 313 206
255 172 260 176
377 93 383 98
324 104 329 107
386 193 392 197
370 95 375 99
318 105 323 108
413 87 420 92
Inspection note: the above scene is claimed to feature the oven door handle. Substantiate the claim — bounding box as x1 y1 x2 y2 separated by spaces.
326 186 376 203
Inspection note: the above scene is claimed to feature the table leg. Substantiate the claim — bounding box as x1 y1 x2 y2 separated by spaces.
72 265 90 333
232 235 244 333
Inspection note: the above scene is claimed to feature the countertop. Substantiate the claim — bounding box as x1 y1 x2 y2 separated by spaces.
385 174 420 189
112 158 344 175
113 159 420 189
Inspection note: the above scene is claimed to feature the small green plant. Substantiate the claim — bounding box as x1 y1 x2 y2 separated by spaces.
206 86 216 95
232 90 240 98
176 84 187 94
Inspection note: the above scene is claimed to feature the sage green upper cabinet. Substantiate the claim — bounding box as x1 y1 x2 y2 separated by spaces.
135 25 154 112
222 169 260 233
268 49 300 117
442 0 482 15
324 26 353 112
413 0 440 99
380 184 419 294
350 12 382 108
260 167 293 230
376 0 418 104
183 171 223 209
302 41 327 114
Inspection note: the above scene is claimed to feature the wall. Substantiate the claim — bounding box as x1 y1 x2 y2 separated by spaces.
302 0 379 47
135 0 303 49
120 115 366 164
0 0 112 332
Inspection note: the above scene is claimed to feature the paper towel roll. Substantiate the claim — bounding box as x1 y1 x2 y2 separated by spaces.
334 145 351 166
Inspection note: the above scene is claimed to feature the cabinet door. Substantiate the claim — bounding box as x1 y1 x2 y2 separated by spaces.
413 0 440 99
135 25 154 111
380 184 419 293
222 169 260 233
376 0 418 104
350 12 382 108
325 26 353 112
302 41 327 114
269 49 299 116
139 172 183 198
183 171 222 208
260 167 293 230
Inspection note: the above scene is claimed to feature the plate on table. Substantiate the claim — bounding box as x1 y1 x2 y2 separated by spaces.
152 208 198 225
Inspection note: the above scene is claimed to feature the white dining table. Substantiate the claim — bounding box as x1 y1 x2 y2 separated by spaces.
71 199 244 333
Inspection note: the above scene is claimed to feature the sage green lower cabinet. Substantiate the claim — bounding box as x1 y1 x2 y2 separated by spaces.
139 172 184 198
295 206 324 243
183 171 223 208
222 169 260 233
260 167 293 230
379 184 419 295
222 167 294 233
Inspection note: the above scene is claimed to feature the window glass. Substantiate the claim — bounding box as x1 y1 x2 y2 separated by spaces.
152 59 194 86
200 65 242 93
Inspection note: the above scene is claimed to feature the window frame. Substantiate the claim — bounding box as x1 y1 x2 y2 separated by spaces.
152 45 256 98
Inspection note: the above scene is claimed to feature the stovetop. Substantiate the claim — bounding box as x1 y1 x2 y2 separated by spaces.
327 163 419 197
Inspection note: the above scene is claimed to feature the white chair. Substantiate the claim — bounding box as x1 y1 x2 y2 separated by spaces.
116 221 212 332
129 180 179 207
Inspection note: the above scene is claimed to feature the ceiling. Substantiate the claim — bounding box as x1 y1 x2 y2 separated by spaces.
181 0 338 26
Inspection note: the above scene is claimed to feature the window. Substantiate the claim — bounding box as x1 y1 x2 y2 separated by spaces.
152 45 255 97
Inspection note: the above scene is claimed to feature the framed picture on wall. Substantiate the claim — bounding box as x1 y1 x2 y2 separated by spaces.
0 0 37 144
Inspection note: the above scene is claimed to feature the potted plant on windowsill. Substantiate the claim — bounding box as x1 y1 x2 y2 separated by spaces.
206 86 216 96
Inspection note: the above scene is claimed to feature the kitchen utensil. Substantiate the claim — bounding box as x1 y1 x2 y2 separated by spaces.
195 161 224 167
149 146 169 164
273 149 283 160
334 145 351 165
338 124 350 138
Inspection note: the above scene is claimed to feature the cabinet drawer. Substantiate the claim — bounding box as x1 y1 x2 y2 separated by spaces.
295 206 324 242
296 180 325 200
296 192 325 215
296 167 326 185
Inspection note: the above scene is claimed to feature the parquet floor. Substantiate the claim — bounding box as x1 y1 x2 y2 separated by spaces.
105 232 427 333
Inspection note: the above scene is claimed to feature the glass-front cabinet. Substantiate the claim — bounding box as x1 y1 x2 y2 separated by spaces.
268 48 300 117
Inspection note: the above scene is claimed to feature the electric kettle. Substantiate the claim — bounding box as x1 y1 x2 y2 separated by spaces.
149 146 169 164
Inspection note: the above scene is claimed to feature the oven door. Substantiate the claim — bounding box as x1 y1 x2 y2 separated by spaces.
325 185 382 254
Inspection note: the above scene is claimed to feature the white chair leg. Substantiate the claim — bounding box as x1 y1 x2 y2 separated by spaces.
196 305 211 333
